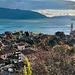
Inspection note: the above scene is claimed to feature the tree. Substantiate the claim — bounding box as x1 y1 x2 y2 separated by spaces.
23 57 32 75
55 31 65 40
33 64 49 75
49 36 60 47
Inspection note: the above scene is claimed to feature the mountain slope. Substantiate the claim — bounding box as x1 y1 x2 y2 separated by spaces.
0 8 47 19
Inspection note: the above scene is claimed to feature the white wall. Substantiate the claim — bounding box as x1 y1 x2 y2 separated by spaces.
18 45 25 50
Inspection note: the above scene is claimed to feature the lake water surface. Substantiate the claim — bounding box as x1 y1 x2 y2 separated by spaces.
0 17 75 34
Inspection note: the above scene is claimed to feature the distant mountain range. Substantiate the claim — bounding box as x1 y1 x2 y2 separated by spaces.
0 8 47 20
50 16 75 19
34 9 75 18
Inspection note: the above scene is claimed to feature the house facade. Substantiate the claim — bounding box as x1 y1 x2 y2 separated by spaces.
17 44 25 50
0 50 14 60
19 49 36 61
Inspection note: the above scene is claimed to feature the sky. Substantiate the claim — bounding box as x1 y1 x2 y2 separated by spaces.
0 0 75 10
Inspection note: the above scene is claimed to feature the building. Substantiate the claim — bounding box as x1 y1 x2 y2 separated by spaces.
70 23 75 39
0 49 14 59
17 44 25 50
71 22 73 33
19 49 36 61
0 41 4 50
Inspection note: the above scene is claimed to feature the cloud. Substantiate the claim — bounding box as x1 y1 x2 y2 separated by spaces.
0 0 74 10
66 0 75 2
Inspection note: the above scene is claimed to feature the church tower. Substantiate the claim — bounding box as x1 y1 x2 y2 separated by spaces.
71 22 73 33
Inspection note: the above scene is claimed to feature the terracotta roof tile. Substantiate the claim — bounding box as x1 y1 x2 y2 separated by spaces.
0 49 14 55
21 49 36 55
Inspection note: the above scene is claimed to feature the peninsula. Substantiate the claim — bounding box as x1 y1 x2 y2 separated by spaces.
0 8 47 20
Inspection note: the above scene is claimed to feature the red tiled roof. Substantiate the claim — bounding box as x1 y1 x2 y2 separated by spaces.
0 49 14 55
21 49 36 55
18 43 25 46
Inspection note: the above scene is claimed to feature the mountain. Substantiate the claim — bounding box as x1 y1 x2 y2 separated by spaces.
50 16 75 20
0 8 47 20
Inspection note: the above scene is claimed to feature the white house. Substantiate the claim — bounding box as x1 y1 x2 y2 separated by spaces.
17 44 25 50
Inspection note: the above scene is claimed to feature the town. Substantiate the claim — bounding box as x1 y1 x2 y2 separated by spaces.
0 23 75 75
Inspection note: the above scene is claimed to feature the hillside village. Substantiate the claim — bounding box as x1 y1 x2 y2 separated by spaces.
0 23 75 75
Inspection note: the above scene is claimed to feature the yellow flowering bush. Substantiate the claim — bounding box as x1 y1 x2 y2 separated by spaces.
23 57 32 75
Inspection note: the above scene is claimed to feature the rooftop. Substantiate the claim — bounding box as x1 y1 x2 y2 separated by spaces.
21 49 36 55
0 49 14 55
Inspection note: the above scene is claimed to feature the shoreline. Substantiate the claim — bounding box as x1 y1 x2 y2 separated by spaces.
0 30 70 35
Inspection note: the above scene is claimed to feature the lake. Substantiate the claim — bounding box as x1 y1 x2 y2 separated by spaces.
0 16 75 34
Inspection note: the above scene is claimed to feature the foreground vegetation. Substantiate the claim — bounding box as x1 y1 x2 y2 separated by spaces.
0 31 75 75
